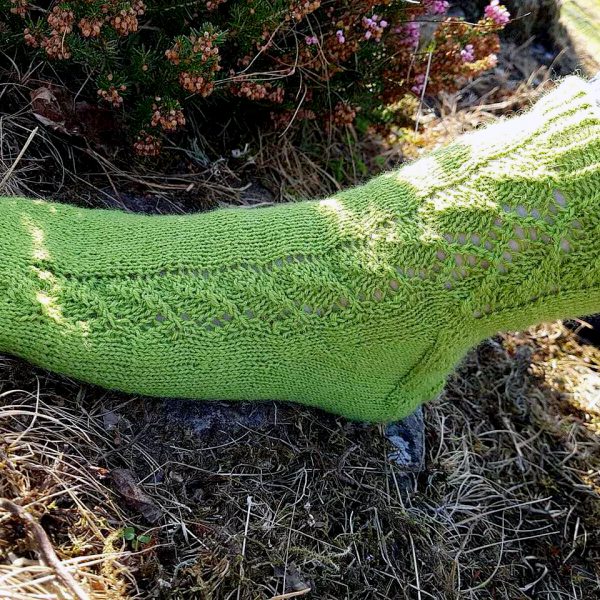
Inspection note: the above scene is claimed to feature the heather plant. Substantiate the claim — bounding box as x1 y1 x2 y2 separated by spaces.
1 0 509 157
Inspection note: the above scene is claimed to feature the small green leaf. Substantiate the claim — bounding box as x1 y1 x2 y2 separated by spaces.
137 534 151 545
122 527 136 541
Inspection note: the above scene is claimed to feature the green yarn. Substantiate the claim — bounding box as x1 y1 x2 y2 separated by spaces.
1 76 599 422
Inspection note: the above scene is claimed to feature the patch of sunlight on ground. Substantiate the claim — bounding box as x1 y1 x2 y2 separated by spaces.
561 0 600 73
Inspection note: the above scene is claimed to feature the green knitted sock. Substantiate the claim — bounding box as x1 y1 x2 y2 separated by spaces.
1 76 599 422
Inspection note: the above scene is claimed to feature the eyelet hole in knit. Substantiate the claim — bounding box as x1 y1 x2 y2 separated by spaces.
560 238 571 253
553 189 567 207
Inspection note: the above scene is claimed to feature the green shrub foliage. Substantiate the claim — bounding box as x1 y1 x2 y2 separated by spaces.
2 0 509 155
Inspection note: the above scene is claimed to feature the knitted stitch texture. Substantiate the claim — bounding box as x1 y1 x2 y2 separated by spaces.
1 76 599 422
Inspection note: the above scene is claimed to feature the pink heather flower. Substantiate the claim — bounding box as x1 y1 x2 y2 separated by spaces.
488 53 498 67
484 0 510 27
396 20 420 49
305 35 318 45
423 0 449 15
336 29 345 44
411 73 426 95
362 13 387 42
460 43 475 62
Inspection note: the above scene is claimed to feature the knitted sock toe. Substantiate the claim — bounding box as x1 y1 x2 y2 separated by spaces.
0 76 599 422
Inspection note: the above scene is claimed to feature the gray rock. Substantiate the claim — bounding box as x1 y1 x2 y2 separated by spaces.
384 407 425 472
